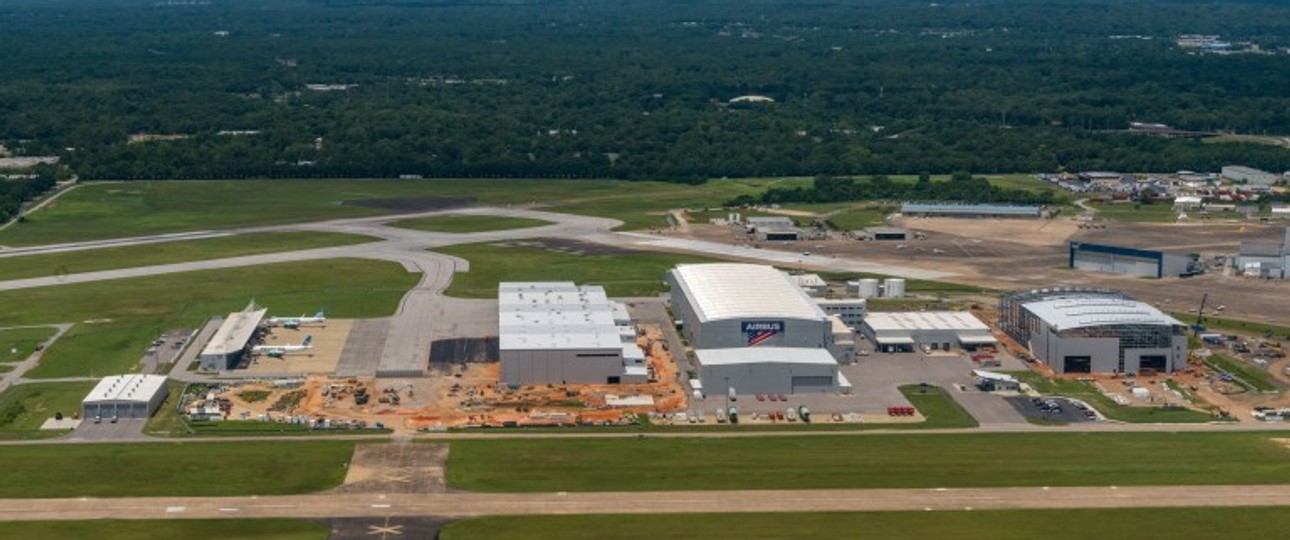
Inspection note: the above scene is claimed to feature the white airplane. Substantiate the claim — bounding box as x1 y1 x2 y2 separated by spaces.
253 335 313 358
267 309 326 329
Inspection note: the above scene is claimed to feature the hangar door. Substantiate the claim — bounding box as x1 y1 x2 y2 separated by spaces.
1074 251 1158 278
791 376 834 393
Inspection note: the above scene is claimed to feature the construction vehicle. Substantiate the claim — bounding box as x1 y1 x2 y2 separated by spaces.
1191 293 1208 334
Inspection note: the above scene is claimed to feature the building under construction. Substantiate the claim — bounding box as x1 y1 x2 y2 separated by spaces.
998 288 1188 375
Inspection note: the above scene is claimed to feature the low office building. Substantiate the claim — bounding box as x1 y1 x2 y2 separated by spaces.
786 273 828 296
668 263 833 351
82 374 169 420
815 298 867 328
696 347 851 395
199 305 267 371
1069 242 1193 278
498 282 647 385
860 311 997 353
999 288 1188 374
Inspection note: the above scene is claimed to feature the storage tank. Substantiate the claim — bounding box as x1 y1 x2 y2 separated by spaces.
798 405 811 423
857 278 880 299
883 278 906 298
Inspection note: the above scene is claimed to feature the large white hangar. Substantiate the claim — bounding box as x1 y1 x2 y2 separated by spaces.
199 305 267 371
999 288 1188 375
861 311 997 353
81 374 168 420
667 263 832 351
696 348 851 395
498 282 647 385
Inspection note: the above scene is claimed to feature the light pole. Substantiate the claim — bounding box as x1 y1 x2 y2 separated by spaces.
723 376 730 422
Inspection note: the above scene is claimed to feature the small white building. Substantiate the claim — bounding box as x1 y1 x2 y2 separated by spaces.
786 273 828 296
696 347 850 395
82 374 169 420
861 311 997 353
199 305 267 371
815 298 867 328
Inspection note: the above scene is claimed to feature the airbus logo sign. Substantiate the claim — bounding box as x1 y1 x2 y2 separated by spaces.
742 320 784 346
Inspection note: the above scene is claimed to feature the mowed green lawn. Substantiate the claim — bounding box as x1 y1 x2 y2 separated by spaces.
439 508 1290 540
0 326 57 363
0 382 96 440
0 520 327 540
436 241 719 298
0 258 417 378
388 215 553 233
1089 202 1179 223
0 441 355 497
447 432 1290 492
0 232 377 281
0 178 784 246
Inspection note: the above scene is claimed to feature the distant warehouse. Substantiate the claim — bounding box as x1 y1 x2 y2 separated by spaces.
901 202 1042 219
999 288 1188 375
1069 242 1194 279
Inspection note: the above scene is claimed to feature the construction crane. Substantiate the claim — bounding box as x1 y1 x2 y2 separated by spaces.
1191 293 1208 335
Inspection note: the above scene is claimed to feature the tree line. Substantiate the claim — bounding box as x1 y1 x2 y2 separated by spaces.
2 0 1290 181
728 173 1057 207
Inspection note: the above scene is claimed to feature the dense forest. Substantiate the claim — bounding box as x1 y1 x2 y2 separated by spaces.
730 173 1058 207
3 0 1290 181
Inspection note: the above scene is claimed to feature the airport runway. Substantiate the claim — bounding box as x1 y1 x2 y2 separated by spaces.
3 484 1290 522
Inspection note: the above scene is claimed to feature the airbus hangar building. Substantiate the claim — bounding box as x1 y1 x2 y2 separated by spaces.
667 263 849 394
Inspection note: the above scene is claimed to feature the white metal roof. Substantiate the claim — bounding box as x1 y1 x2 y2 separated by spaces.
201 308 267 357
83 374 167 404
670 264 828 323
863 311 990 332
1023 298 1185 331
498 282 624 352
695 347 839 366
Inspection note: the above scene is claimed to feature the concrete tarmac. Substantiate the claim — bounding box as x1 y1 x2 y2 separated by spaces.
2 484 1290 522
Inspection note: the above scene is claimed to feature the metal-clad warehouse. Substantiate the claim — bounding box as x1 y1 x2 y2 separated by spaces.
860 311 998 352
498 282 646 385
1068 242 1191 278
999 288 1188 374
696 348 850 395
667 264 832 351
81 374 169 419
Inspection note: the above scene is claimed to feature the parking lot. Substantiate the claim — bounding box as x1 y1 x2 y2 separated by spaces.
1006 396 1099 423
64 417 149 441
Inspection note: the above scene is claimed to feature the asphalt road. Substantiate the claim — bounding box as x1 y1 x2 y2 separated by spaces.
3 484 1290 522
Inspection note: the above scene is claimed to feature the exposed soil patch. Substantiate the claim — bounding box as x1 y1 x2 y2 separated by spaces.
332 443 449 494
342 196 475 213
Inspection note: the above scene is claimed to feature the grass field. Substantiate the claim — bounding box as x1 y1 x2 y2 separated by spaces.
0 326 57 362
1010 371 1216 423
439 508 1290 540
0 232 377 281
435 241 718 298
388 215 553 233
899 384 979 428
822 205 894 231
0 382 96 440
0 441 354 497
0 520 327 540
0 258 417 378
446 432 1290 492
0 178 788 246
1088 202 1179 223
1206 354 1280 393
